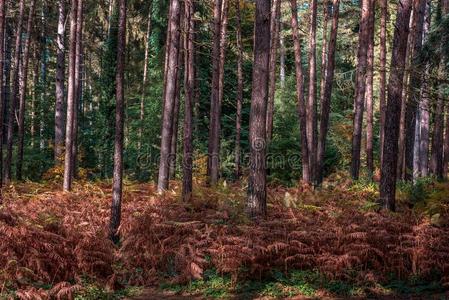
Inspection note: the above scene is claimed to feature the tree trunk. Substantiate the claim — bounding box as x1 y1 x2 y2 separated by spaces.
138 3 152 152
317 0 340 184
55 0 66 164
207 0 228 186
0 0 6 189
279 17 286 90
182 0 194 202
380 0 412 211
17 0 37 181
365 0 375 179
3 0 25 184
319 2 329 111
234 0 243 179
157 0 181 192
63 0 78 191
247 0 270 218
307 0 318 182
290 0 311 184
109 0 126 243
350 0 370 180
405 0 426 180
430 66 445 179
266 0 280 143
379 0 388 165
169 59 181 180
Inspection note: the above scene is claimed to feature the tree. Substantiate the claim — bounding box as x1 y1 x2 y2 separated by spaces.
157 0 181 193
290 0 311 184
365 0 375 179
63 0 79 191
3 0 25 184
266 0 281 143
307 0 318 182
0 0 6 189
182 0 194 202
234 0 244 179
17 0 37 181
379 0 388 165
317 0 340 184
55 0 66 163
380 0 413 211
109 0 126 243
350 0 370 180
207 0 228 186
247 0 270 218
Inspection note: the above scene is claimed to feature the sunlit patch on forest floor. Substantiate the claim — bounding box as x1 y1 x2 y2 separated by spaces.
1 173 449 299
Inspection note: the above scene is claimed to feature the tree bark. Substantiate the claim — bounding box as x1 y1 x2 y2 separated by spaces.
157 0 181 192
307 0 318 182
3 0 25 184
365 0 375 179
379 0 388 165
169 57 181 180
55 0 66 164
109 0 126 243
0 0 6 189
319 2 329 111
405 0 426 180
247 0 270 218
266 0 281 143
350 0 370 180
16 0 37 181
207 0 228 186
380 0 412 211
63 0 78 191
290 0 311 184
430 66 445 179
234 0 243 179
317 0 340 184
182 0 194 202
279 17 286 90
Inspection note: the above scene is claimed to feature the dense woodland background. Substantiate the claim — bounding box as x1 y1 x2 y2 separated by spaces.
0 0 449 298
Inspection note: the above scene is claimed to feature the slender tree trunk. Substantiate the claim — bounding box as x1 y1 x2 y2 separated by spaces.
266 0 280 143
109 0 126 243
350 0 370 180
207 0 228 186
63 0 78 191
3 0 25 184
17 0 37 181
317 0 340 184
279 18 286 90
234 0 243 179
0 0 6 189
319 2 329 108
247 0 270 218
430 66 445 179
55 0 66 163
365 0 375 179
405 0 426 180
182 0 194 202
418 0 431 177
307 0 318 182
379 0 388 165
39 2 47 151
380 0 412 211
290 0 311 184
169 56 181 180
138 3 152 152
157 0 181 192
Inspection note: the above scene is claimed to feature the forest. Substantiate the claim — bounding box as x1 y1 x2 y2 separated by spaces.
0 0 449 298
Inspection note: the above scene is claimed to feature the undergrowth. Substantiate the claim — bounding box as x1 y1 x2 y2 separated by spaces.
0 176 448 299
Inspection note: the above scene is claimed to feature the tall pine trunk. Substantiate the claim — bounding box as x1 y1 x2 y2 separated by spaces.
380 0 412 211
0 0 6 188
3 0 25 184
55 0 66 163
365 0 375 179
157 0 181 192
266 0 280 143
63 0 79 191
379 0 388 164
290 0 311 184
234 0 244 179
247 0 270 218
317 0 340 184
350 0 370 180
182 0 194 202
17 0 37 181
109 0 126 243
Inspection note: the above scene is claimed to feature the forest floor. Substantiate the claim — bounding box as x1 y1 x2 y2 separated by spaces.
1 172 449 299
